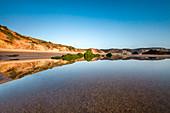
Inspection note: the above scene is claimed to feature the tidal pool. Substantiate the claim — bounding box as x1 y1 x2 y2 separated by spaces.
0 58 170 113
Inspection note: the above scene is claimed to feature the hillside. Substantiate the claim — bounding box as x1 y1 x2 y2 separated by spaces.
101 49 132 55
101 47 170 55
123 47 170 54
0 25 86 53
0 25 169 55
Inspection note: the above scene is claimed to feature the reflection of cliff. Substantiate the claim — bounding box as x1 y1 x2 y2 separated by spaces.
0 59 78 83
0 56 167 84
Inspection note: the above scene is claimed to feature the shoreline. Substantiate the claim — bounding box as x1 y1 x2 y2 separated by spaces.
0 49 78 61
0 49 170 61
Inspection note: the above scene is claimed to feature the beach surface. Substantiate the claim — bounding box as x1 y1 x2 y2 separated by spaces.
0 49 78 60
1 49 170 61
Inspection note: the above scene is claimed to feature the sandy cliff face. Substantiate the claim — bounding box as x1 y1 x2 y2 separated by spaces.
0 25 86 53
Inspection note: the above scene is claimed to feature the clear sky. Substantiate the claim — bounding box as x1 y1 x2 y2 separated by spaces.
0 0 170 49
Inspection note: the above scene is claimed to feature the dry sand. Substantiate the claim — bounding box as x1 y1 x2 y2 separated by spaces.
1 48 170 61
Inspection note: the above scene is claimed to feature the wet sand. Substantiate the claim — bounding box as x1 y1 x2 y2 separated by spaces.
0 50 78 61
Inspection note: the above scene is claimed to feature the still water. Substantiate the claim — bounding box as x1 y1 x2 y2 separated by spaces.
0 58 170 113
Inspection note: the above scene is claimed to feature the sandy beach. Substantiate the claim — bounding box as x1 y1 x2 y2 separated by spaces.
0 49 79 60
0 48 170 61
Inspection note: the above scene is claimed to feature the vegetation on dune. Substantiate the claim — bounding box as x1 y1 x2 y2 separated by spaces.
41 41 48 43
102 55 105 57
77 53 84 58
15 33 32 40
6 68 15 72
84 50 95 61
94 54 100 57
6 36 13 41
0 28 20 40
106 53 113 57
3 40 13 44
15 32 39 45
31 41 38 44
0 25 86 52
61 53 84 61
52 50 100 61
1 26 9 30
52 53 84 61
84 50 100 61
67 46 76 51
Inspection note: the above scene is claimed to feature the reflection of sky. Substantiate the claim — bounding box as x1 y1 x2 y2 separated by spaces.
0 59 170 99
0 0 170 49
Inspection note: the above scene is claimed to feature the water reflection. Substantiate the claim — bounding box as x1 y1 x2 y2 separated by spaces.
102 56 167 61
0 58 169 113
0 59 81 84
0 56 169 84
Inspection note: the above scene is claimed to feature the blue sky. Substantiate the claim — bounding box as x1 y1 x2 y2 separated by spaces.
0 0 170 49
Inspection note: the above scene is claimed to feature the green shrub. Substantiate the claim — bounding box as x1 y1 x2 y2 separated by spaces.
2 26 8 30
62 54 79 61
15 32 32 40
84 50 94 61
94 54 100 57
106 53 113 57
3 40 13 44
51 56 61 59
31 41 38 44
6 36 13 40
52 53 84 61
41 41 48 43
102 55 105 57
52 51 99 61
0 28 20 40
77 53 84 58
67 46 75 51
6 54 19 57
6 68 15 72
10 71 22 79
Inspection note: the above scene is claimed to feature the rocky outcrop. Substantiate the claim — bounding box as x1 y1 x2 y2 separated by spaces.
102 47 170 55
101 49 132 55
123 47 170 54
